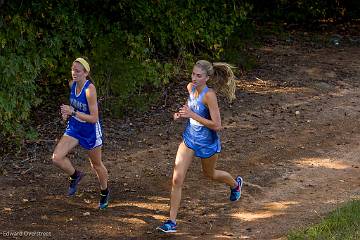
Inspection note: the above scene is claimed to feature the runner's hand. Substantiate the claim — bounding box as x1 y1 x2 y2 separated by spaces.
179 105 194 119
62 113 69 121
173 112 181 120
60 104 74 117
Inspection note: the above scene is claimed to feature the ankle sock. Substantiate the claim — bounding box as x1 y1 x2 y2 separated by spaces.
232 181 239 190
70 170 79 179
101 188 109 195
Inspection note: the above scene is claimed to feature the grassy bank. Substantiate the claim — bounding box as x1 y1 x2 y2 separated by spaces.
288 200 360 240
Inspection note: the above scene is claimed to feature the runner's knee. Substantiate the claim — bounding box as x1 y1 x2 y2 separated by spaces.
52 153 63 165
172 173 185 187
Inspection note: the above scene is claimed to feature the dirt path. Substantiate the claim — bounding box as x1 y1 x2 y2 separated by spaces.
1 43 360 240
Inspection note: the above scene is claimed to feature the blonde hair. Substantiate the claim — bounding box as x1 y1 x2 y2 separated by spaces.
195 60 236 102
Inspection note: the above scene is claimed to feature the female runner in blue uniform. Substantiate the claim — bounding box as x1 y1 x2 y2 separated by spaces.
52 57 109 209
157 60 243 232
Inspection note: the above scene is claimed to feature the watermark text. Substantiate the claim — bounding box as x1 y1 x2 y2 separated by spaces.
1 231 52 237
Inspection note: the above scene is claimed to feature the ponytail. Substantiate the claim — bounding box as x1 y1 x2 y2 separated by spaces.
195 60 236 102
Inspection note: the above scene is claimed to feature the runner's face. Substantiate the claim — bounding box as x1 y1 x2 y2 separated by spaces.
71 62 88 82
191 66 208 87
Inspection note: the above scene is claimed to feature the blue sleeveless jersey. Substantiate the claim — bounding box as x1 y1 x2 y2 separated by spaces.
182 86 221 158
64 80 103 150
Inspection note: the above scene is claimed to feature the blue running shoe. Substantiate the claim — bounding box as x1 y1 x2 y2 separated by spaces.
156 220 177 233
230 176 243 202
68 171 85 196
99 190 110 210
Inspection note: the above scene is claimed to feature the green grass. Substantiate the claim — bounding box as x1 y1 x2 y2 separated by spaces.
288 200 360 240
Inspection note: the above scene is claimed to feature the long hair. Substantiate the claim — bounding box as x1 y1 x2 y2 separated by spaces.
195 60 236 102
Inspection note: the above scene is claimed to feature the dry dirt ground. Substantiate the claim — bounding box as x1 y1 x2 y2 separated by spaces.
1 34 360 240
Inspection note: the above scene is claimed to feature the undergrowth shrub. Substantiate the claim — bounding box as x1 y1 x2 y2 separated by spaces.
1 0 252 145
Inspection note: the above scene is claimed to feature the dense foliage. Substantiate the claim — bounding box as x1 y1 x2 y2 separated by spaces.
0 0 359 143
250 0 360 22
0 0 251 142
